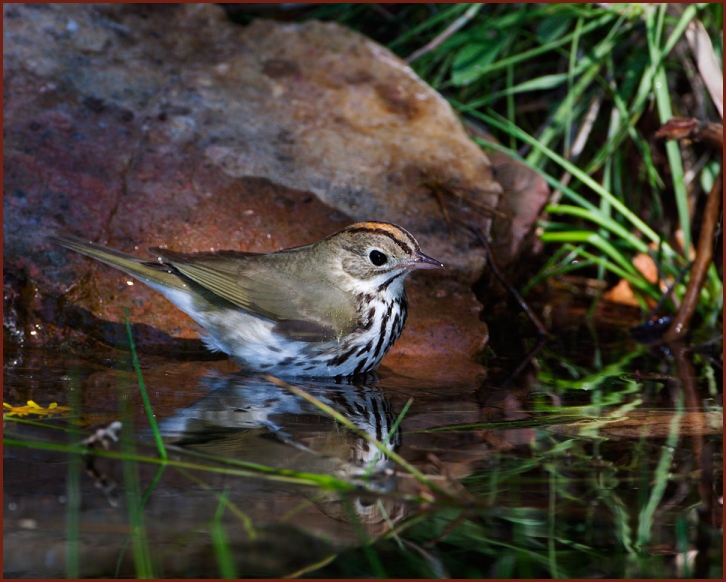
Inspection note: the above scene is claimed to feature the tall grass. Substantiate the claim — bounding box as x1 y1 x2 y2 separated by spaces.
309 3 723 325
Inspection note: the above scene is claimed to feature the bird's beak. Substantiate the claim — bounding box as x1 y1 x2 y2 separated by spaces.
408 251 445 270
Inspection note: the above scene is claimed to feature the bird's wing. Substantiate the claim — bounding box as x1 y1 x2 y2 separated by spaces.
150 248 357 342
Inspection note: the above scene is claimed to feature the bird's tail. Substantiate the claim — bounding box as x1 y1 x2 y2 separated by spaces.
50 234 187 290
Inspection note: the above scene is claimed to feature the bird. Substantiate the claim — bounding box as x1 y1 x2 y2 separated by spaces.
51 222 444 377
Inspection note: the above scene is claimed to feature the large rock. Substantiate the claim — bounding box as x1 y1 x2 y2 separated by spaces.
3 4 544 377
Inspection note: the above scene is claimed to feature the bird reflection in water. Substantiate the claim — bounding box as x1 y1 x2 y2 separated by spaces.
158 371 407 531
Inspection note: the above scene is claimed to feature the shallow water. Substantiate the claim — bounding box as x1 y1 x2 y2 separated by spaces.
3 331 723 578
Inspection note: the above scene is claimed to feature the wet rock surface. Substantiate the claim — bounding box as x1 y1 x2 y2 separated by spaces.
4 3 546 379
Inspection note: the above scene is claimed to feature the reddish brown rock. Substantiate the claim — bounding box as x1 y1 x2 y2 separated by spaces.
380 276 488 383
464 122 550 271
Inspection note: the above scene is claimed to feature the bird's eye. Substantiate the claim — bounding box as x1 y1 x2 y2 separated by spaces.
369 250 388 266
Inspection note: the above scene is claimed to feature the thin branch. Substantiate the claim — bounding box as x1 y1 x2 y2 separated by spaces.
470 226 550 338
655 118 723 150
663 168 722 342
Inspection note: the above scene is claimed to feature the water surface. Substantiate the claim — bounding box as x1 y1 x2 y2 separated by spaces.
3 332 722 578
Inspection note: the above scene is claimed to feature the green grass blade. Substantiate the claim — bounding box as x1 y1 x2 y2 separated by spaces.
546 205 650 254
124 312 167 461
119 401 155 578
461 106 680 260
211 489 238 579
460 10 619 79
646 5 691 251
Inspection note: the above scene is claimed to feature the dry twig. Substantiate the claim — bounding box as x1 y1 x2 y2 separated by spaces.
657 117 723 342
405 4 482 64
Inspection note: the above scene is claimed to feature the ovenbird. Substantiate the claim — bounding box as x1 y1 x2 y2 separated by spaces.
51 222 443 377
